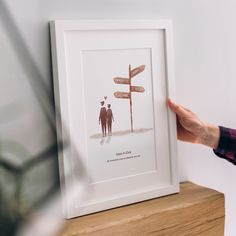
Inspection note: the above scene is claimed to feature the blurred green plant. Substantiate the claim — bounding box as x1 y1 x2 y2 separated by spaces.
0 140 59 235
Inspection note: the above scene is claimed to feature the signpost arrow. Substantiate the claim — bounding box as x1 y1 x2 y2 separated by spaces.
130 65 145 78
113 64 146 132
113 77 130 85
114 92 130 99
130 86 145 93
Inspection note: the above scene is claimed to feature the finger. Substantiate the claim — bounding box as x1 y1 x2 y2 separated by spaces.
167 99 189 118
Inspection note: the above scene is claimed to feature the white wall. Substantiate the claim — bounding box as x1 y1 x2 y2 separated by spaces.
1 0 236 235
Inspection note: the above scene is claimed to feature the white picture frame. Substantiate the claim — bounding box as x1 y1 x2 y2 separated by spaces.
50 20 179 219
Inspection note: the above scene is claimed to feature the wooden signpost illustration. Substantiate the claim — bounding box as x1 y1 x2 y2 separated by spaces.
114 64 145 132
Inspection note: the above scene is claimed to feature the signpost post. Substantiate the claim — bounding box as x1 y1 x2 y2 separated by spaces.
129 65 133 132
114 64 145 132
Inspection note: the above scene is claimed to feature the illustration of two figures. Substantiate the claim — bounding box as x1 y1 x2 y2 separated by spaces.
99 99 114 137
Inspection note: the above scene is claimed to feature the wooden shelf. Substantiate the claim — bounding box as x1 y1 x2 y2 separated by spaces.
58 182 225 236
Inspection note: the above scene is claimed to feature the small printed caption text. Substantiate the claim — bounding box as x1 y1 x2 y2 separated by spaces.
107 151 141 163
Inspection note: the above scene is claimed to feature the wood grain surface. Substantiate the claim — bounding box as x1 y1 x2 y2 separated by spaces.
58 182 225 236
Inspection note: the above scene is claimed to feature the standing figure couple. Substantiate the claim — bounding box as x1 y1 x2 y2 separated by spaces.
99 101 114 137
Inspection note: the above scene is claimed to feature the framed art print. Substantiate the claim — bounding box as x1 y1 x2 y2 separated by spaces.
50 20 179 218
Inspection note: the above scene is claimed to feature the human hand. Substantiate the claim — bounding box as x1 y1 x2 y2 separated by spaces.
167 99 220 149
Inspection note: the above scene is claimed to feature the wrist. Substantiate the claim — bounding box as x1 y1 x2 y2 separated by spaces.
199 124 220 149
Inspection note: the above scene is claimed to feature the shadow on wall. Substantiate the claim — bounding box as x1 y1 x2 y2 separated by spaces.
0 1 88 236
